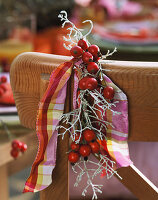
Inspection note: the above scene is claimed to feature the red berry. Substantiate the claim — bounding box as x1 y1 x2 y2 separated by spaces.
68 151 79 163
19 142 23 149
78 77 89 90
10 148 19 158
89 141 100 154
12 140 22 149
20 143 27 152
78 39 88 51
0 76 7 83
82 52 93 64
85 78 98 90
87 62 99 74
71 142 80 151
79 144 91 157
70 46 83 58
103 86 115 100
83 129 96 142
88 45 100 56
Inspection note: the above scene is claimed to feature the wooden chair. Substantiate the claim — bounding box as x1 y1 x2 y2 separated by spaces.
10 52 158 200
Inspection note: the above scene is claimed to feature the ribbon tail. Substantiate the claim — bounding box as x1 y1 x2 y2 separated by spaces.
23 61 73 193
100 74 133 169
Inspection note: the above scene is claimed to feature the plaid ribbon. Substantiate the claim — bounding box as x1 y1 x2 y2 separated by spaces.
99 74 133 170
24 60 132 193
23 61 73 192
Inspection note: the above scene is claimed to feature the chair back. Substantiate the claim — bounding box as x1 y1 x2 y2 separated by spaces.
10 52 158 142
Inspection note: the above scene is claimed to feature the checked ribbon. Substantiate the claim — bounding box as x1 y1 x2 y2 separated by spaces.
23 60 132 193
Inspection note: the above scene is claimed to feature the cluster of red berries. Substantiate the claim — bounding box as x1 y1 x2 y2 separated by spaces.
10 140 27 159
70 39 115 99
0 75 7 96
68 129 100 164
68 40 115 164
71 40 100 91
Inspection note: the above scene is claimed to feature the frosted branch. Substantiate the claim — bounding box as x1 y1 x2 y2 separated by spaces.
72 156 121 199
58 10 93 50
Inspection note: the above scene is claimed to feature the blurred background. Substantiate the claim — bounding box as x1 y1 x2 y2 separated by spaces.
0 0 158 200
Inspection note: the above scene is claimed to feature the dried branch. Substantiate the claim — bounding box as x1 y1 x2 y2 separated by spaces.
58 10 93 50
72 155 121 200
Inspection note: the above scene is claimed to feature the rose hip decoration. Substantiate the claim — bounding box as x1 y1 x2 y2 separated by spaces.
78 39 88 51
71 142 80 151
70 46 83 58
89 141 100 154
68 151 80 163
83 129 96 142
10 139 27 159
85 77 98 90
103 86 115 100
10 148 19 159
87 62 99 74
12 140 22 149
79 144 91 157
82 52 93 64
88 45 100 56
21 143 28 153
78 77 89 90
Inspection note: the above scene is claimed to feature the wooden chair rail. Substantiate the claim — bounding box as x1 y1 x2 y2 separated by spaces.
10 52 158 141
116 164 158 200
10 52 158 200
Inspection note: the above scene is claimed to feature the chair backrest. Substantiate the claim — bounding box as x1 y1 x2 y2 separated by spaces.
10 52 158 142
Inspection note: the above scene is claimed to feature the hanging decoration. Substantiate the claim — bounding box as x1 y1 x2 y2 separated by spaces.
23 11 132 199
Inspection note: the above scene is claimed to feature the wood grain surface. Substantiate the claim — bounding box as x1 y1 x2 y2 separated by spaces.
0 165 8 200
10 52 158 141
116 164 158 200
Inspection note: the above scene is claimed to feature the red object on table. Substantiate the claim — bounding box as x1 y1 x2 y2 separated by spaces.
34 27 71 56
